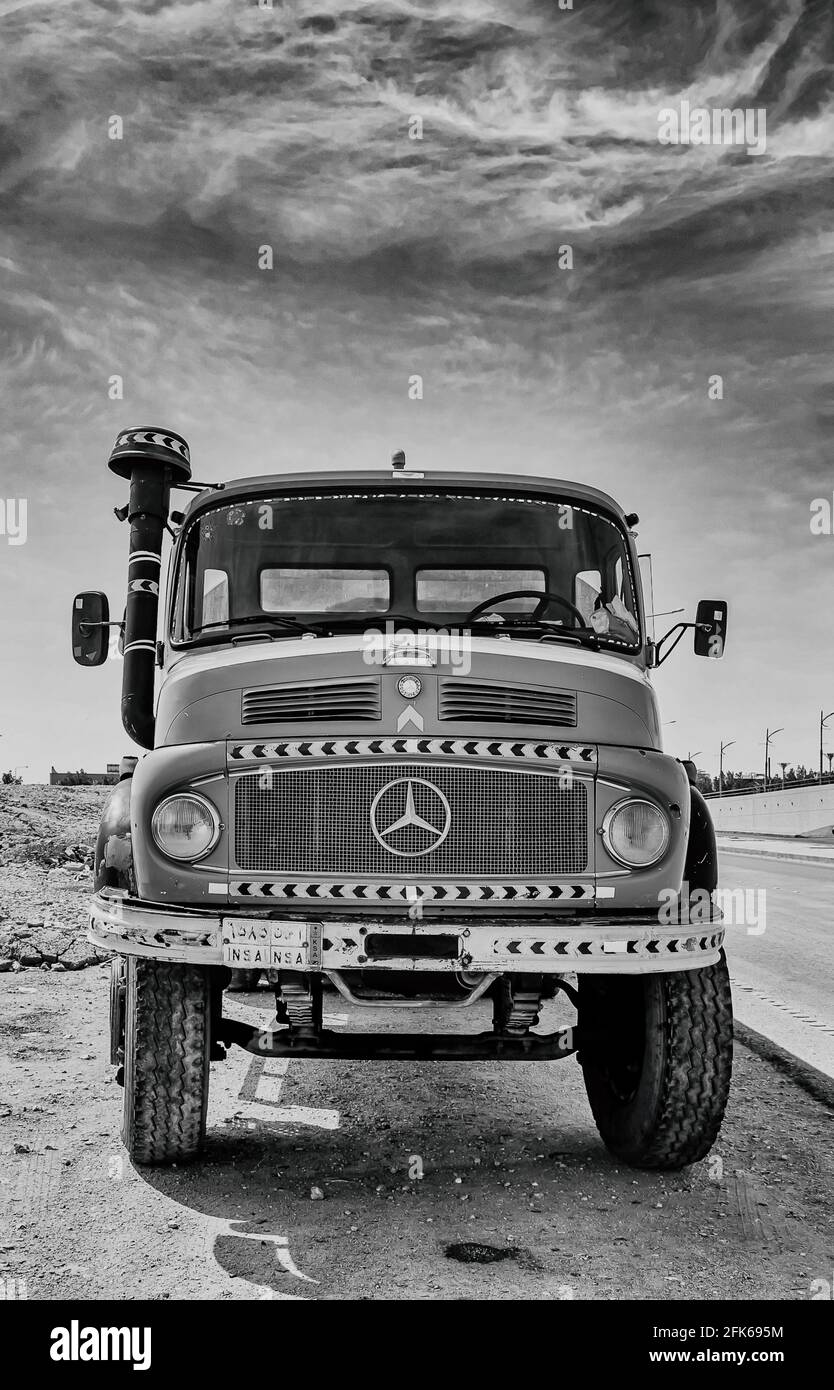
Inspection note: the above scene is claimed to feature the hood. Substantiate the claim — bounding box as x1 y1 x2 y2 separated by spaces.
155 635 661 750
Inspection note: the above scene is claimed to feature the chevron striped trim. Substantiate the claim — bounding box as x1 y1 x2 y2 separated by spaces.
494 930 725 961
228 738 596 764
225 881 599 902
113 429 191 464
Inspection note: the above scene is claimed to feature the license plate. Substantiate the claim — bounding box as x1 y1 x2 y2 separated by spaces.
221 918 321 970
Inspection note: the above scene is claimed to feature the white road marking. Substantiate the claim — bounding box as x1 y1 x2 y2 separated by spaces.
208 1004 341 1131
198 1216 316 1299
255 1059 289 1104
200 1006 332 1296
250 1057 340 1129
272 1235 318 1284
247 1104 340 1129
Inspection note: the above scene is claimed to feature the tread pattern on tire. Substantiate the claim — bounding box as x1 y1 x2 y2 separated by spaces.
639 958 733 1169
123 958 210 1166
582 955 733 1170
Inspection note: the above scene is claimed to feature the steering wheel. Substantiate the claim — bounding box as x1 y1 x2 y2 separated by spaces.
463 588 587 628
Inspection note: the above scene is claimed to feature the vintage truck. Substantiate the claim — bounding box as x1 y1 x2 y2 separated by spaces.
73 427 732 1169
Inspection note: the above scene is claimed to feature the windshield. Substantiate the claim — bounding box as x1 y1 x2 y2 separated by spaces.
172 490 641 650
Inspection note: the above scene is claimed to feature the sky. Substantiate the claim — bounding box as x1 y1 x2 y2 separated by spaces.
0 0 832 782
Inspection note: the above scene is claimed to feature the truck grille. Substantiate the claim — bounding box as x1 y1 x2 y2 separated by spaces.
439 679 577 727
234 763 589 876
241 678 381 724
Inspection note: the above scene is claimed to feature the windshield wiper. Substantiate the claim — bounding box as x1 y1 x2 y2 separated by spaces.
317 613 444 633
186 613 319 644
467 617 600 649
316 613 599 647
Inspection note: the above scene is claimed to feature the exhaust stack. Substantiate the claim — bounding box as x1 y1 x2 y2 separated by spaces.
107 428 192 749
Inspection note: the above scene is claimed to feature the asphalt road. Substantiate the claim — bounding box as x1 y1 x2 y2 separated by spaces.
719 851 834 1079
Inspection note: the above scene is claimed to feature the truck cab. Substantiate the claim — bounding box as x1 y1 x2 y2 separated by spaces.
73 427 732 1170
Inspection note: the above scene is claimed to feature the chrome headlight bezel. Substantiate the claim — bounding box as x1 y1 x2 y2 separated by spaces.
151 792 221 863
600 797 671 869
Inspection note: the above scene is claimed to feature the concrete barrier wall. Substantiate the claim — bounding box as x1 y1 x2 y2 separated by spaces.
708 784 834 838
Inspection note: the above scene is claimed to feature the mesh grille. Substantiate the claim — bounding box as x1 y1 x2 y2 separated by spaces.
234 763 588 875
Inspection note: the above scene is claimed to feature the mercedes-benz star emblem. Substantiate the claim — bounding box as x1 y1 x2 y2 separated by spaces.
370 777 451 857
397 674 422 699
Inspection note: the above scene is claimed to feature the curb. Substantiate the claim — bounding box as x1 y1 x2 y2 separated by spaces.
717 841 834 867
734 1020 834 1111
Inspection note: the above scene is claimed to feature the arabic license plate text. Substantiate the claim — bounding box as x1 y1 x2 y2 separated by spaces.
221 918 321 970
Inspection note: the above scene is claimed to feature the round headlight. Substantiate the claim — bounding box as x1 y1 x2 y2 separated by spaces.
601 798 670 868
151 793 220 862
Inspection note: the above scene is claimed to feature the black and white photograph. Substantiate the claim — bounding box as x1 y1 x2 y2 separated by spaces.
0 0 832 1356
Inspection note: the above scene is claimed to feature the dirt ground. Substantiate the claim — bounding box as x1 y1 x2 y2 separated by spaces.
0 784 832 1300
1 969 832 1301
0 785 106 972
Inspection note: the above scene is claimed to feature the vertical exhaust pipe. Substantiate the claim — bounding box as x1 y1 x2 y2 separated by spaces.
107 428 192 749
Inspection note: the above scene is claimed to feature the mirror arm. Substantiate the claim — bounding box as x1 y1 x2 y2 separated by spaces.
78 620 125 634
654 621 710 666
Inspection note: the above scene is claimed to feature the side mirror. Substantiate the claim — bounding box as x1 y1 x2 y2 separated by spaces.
694 599 728 658
72 591 110 667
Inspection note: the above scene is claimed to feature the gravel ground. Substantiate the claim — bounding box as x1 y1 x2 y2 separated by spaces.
0 785 108 973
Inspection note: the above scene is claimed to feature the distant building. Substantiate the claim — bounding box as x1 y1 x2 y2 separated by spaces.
49 768 118 786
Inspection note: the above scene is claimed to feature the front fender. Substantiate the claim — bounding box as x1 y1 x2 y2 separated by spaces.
684 783 718 892
94 775 137 894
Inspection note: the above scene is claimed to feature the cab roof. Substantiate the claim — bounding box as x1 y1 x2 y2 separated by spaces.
180 470 631 526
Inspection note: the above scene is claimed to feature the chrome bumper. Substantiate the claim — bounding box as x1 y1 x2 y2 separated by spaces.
89 891 724 975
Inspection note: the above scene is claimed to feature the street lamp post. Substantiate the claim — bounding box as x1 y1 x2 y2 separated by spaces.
685 749 703 787
719 739 735 797
819 710 834 784
764 727 783 793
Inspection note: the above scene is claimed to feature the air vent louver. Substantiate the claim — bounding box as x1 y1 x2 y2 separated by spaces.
439 679 577 728
242 678 381 724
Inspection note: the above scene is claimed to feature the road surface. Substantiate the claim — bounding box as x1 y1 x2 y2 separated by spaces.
719 850 834 1080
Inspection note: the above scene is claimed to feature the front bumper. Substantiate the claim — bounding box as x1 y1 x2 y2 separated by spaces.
89 891 724 975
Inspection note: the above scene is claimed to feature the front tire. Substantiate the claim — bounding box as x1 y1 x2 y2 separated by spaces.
579 953 732 1170
122 957 211 1165
109 956 126 1066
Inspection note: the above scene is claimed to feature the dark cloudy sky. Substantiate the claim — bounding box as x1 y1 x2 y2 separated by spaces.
0 0 832 781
